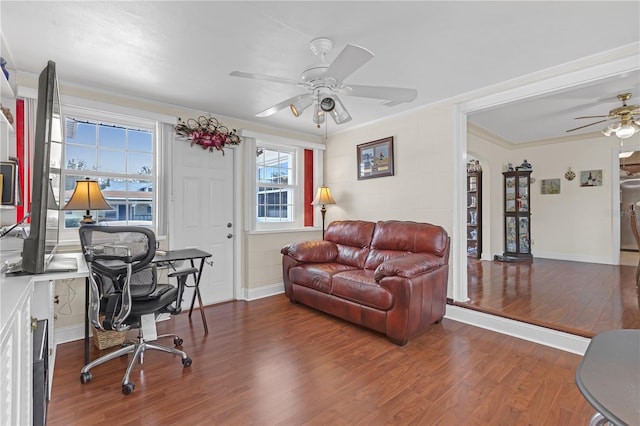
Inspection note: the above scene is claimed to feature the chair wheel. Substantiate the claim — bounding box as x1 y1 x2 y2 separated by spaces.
80 372 92 384
182 357 192 367
174 337 183 347
122 382 135 395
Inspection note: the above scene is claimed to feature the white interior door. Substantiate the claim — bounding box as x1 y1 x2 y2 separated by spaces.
170 143 235 305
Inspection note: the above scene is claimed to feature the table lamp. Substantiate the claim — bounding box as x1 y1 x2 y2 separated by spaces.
62 178 113 224
311 185 336 239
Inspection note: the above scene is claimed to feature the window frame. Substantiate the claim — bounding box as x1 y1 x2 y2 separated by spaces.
242 131 326 233
255 143 300 229
58 105 159 241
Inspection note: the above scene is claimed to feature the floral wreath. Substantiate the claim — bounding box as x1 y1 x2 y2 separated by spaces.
175 116 241 155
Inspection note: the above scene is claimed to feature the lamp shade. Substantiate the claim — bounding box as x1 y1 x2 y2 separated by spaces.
311 186 336 206
63 178 112 211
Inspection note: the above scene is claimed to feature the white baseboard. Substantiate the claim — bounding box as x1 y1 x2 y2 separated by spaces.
445 305 590 355
532 251 613 265
242 282 284 301
55 324 86 344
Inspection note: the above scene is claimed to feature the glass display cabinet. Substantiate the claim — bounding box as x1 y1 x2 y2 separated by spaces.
502 170 532 261
467 170 482 259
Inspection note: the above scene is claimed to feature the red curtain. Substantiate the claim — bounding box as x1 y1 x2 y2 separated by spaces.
15 99 27 222
304 149 314 226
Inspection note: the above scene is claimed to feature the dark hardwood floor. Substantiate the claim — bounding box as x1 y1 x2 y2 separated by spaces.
49 295 596 425
460 258 640 337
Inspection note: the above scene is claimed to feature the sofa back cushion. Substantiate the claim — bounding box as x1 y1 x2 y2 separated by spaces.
325 220 376 268
365 220 449 270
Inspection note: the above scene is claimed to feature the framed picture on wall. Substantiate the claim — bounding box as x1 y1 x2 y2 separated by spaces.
580 169 603 187
540 178 561 194
357 136 394 180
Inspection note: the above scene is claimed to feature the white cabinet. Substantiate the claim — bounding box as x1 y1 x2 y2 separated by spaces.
0 254 88 425
0 276 34 426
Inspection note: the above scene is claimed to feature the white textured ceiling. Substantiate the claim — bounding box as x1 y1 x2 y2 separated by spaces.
1 1 639 141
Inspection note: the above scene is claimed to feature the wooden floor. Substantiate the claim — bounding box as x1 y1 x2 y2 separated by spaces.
48 295 596 425
460 258 640 337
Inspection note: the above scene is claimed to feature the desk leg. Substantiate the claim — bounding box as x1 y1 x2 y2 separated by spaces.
187 258 209 334
84 277 89 365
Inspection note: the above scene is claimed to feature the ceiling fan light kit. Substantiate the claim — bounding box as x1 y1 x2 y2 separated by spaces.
606 121 640 139
290 96 313 117
230 37 417 128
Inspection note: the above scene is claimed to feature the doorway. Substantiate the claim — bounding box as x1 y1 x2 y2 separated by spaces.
620 150 640 266
454 51 639 332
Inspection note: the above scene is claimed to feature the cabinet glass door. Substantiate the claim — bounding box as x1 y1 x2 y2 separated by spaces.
506 216 516 252
518 176 529 212
506 176 516 212
519 217 530 253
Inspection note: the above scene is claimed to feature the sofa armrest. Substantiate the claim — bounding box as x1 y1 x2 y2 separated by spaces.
374 253 444 281
281 240 338 263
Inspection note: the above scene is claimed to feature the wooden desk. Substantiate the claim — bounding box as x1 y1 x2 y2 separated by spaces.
575 329 640 426
153 248 212 334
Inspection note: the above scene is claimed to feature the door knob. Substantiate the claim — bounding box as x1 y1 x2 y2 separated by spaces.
227 233 233 239
227 222 232 228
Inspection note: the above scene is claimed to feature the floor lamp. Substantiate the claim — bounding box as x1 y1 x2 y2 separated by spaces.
312 185 336 239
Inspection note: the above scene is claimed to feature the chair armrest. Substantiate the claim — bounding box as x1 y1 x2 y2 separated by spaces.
374 253 444 281
166 267 199 314
281 240 338 263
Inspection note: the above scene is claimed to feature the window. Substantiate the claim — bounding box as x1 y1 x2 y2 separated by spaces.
256 147 295 224
244 131 326 232
61 108 156 234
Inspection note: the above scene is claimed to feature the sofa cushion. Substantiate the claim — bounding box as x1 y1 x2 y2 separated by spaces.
365 220 449 269
331 269 394 310
325 220 375 268
289 263 357 294
364 249 409 270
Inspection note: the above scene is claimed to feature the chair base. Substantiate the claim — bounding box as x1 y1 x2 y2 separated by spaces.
80 331 192 395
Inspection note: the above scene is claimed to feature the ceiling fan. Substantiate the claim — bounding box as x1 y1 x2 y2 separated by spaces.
566 93 640 139
230 37 417 127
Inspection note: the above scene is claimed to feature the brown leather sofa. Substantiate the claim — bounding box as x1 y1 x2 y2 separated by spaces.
281 220 450 345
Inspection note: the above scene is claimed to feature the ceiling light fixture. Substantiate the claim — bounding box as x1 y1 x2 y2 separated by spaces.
328 96 352 125
290 96 313 118
619 151 634 159
313 91 325 128
602 120 640 139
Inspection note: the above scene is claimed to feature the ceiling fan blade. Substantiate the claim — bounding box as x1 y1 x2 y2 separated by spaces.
255 94 313 118
346 84 417 106
566 119 608 133
229 71 299 86
323 44 374 83
573 115 610 119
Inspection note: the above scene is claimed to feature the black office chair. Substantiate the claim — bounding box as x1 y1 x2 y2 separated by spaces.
78 225 193 395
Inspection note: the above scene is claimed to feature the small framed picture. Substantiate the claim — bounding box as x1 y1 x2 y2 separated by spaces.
580 169 603 187
357 136 394 180
540 178 561 194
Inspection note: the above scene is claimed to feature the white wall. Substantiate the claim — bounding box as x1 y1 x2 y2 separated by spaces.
326 106 455 226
